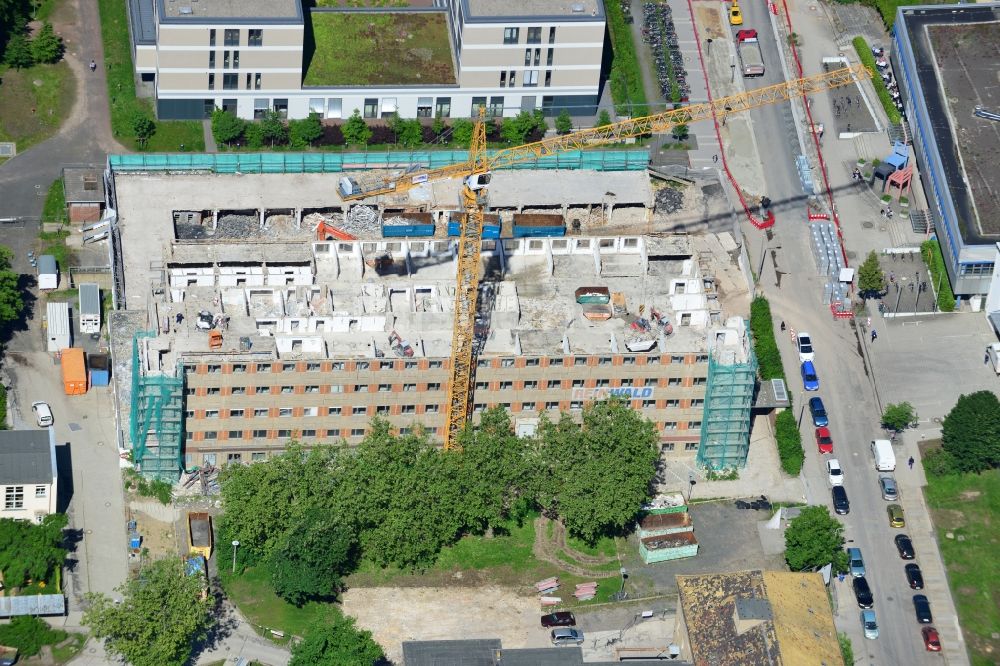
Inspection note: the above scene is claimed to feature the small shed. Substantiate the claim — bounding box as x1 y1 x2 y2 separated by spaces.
46 301 70 352
78 283 101 334
37 255 58 290
62 168 105 224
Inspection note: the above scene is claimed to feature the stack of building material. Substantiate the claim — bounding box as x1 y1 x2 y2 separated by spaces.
535 576 559 595
574 582 598 601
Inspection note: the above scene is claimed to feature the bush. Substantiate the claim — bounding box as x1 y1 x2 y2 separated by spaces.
921 239 956 312
289 114 323 148
0 616 68 657
852 37 901 125
749 296 785 382
603 0 646 115
211 108 245 146
922 448 960 477
319 123 345 146
775 410 804 476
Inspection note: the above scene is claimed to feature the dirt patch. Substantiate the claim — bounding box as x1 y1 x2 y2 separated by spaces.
129 505 180 560
959 490 982 501
695 6 727 40
342 586 549 663
931 508 967 530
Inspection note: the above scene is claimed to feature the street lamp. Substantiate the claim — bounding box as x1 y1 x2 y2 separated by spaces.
231 540 240 574
619 567 628 599
707 38 713 56
687 471 696 502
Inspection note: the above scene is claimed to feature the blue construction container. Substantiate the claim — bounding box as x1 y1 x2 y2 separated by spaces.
447 221 501 239
382 212 435 238
89 353 110 387
512 214 565 238
513 223 565 238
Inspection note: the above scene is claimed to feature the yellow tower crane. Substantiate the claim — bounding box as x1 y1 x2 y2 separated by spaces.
341 63 871 450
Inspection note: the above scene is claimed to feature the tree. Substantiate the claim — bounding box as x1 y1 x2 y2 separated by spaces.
0 616 68 657
4 32 33 68
397 119 423 147
211 108 245 146
268 509 356 607
290 615 384 666
941 390 1000 473
289 113 323 148
450 118 474 147
457 408 536 532
29 21 62 63
341 109 372 146
671 123 689 141
555 109 573 135
83 558 215 666
431 113 446 137
857 250 885 298
243 121 265 149
538 400 659 543
0 513 67 588
784 505 848 572
595 109 612 128
130 110 156 148
260 110 288 146
881 402 915 432
501 110 540 144
0 246 25 328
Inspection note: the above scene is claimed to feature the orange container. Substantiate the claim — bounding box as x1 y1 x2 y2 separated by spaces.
61 348 88 395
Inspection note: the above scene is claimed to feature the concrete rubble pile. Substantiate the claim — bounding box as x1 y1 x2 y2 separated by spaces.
654 187 684 214
383 214 424 227
215 214 260 239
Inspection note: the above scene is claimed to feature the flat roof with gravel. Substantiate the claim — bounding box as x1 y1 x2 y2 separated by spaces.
158 0 301 21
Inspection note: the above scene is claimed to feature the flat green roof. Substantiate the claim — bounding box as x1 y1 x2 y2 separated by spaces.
304 12 456 86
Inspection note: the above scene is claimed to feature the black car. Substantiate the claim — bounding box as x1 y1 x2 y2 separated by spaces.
853 577 874 609
905 563 924 590
832 486 850 515
541 612 576 628
895 534 915 560
913 594 933 623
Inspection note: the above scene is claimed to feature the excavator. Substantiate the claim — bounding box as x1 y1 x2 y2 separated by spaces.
340 63 872 450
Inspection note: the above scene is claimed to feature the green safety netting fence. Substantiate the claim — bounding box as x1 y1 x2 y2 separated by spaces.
108 149 650 174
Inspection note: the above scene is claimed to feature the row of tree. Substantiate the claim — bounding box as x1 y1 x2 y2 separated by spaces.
3 20 63 69
220 402 659 607
926 390 1000 475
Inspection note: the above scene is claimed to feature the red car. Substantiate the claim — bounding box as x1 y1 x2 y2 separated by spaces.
815 427 833 454
922 627 941 652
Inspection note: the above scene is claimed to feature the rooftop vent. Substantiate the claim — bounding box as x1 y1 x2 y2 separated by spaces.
571 2 585 12
178 5 193 14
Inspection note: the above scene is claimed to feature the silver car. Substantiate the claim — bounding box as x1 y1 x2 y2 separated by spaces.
879 475 898 501
551 628 584 646
861 609 879 639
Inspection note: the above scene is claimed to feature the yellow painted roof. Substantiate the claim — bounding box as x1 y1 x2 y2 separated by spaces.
762 571 842 666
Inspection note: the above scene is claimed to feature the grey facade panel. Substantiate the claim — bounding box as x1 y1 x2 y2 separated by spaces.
157 98 212 120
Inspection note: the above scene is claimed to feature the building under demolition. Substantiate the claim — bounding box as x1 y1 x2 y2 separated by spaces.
105 166 760 480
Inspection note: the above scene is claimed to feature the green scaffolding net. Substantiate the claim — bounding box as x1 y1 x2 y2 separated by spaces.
697 337 758 471
129 332 184 481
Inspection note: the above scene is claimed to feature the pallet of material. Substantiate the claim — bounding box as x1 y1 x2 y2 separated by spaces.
534 576 559 591
540 596 563 606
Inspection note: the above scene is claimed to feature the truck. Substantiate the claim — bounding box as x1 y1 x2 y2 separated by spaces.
78 283 101 335
736 29 765 77
871 439 896 472
187 512 214 559
0 646 17 666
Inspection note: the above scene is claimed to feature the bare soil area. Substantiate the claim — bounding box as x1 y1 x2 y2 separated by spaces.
342 586 550 663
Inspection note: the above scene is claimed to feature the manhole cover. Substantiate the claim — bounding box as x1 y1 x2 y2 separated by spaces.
68 422 82 431
97 440 104 446
86 529 93 534
846 250 858 260
862 221 874 228
105 501 111 507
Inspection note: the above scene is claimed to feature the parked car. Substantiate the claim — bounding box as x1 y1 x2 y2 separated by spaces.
827 458 844 486
809 397 829 426
815 427 833 454
801 361 820 391
861 609 879 639
847 547 865 577
551 628 585 646
832 486 850 515
729 1 743 25
879 475 898 501
922 626 942 651
913 595 933 623
905 563 924 590
31 401 53 427
541 612 575 628
797 332 815 362
895 534 915 560
853 577 874 609
887 504 906 528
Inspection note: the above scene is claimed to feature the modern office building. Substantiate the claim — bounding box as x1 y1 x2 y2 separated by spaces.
892 3 1000 299
105 165 758 480
127 0 606 121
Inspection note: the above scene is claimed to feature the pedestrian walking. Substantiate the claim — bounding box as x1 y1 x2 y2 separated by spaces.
871 329 878 342
908 456 915 470
985 350 990 365
780 321 786 332
89 59 97 72
712 154 719 163
880 208 886 218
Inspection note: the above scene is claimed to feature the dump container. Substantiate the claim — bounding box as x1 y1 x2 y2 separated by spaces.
61 347 88 395
382 212 435 238
447 213 501 239
512 213 565 238
89 353 110 387
639 531 699 563
187 512 214 559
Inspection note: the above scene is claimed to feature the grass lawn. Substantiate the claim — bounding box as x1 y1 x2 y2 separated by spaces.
49 633 87 664
925 468 1000 665
305 13 455 86
0 62 75 155
565 533 618 560
41 178 67 224
38 228 74 268
97 0 203 151
221 565 338 639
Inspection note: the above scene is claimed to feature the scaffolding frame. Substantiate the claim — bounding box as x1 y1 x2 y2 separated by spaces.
129 331 184 481
697 334 758 470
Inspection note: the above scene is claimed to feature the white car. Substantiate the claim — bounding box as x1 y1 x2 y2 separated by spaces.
31 401 53 427
797 332 815 363
827 458 844 486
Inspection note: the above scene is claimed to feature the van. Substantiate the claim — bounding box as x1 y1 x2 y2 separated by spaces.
871 439 896 472
551 628 585 646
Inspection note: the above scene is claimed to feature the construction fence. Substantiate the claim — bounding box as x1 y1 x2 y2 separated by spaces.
108 149 651 174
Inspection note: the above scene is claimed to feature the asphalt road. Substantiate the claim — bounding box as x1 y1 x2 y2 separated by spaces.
734 1 945 663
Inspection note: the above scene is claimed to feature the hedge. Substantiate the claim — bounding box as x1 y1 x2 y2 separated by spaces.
749 296 785 383
604 0 647 115
775 410 804 476
852 37 902 125
921 239 957 312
